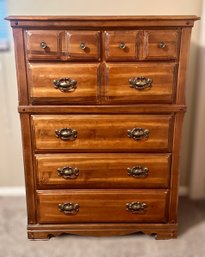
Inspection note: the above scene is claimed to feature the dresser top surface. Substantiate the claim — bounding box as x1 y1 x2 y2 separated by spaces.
6 15 200 21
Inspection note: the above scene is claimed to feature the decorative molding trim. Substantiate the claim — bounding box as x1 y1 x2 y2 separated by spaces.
0 186 188 196
0 187 25 196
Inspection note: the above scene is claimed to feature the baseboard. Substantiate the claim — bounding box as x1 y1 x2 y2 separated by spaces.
0 186 189 196
0 187 25 196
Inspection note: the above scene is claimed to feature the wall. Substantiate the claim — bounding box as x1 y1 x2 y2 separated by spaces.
0 0 202 189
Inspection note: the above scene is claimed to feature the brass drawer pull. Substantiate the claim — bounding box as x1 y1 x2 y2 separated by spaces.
159 41 166 48
127 166 149 178
127 127 149 141
53 78 77 92
129 77 152 90
80 42 87 50
57 166 79 179
40 41 47 49
58 203 79 215
126 202 147 214
55 128 77 141
119 42 126 49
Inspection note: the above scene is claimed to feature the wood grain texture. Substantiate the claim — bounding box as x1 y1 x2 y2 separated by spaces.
7 16 200 29
31 114 173 151
104 31 138 61
18 104 186 114
12 28 29 105
20 114 37 224
35 153 171 189
141 30 180 60
8 15 199 240
37 189 169 223
25 30 63 60
27 223 177 239
66 31 101 60
176 28 192 104
28 63 100 104
105 62 177 103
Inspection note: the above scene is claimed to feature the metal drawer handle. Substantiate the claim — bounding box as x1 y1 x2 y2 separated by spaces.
119 42 126 49
53 78 77 92
40 41 47 49
80 42 87 50
129 77 152 90
58 203 79 215
159 41 166 48
127 166 149 178
126 202 147 214
127 127 149 141
57 166 79 179
55 128 77 141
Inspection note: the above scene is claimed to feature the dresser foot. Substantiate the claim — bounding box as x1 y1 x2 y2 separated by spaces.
155 231 177 240
28 224 178 240
28 231 54 240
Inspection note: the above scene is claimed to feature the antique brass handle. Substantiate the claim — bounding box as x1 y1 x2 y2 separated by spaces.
57 166 79 179
159 41 166 48
40 41 47 49
127 166 149 178
127 127 149 141
129 77 152 90
119 42 126 49
55 128 77 141
80 42 87 50
53 78 77 92
126 202 147 214
58 203 79 215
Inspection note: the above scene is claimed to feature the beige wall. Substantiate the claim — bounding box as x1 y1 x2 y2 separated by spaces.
0 0 202 188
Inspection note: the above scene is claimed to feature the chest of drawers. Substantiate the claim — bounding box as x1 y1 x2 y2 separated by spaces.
7 15 199 240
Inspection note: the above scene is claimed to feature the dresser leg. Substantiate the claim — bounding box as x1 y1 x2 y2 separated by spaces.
28 231 53 240
155 231 177 240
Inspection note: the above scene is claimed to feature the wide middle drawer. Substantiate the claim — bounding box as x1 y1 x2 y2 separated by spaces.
31 114 173 151
105 63 177 104
35 153 171 189
28 63 100 104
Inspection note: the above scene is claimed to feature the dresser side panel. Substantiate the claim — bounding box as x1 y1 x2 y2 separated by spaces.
176 28 192 104
20 114 37 224
12 28 29 105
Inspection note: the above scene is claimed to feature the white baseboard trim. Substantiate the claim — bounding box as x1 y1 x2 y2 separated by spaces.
0 186 188 196
0 187 25 196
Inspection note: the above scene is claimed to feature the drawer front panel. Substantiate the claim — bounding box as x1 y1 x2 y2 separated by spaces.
28 63 100 104
104 31 138 60
105 63 177 103
25 30 63 60
66 31 100 60
32 115 173 151
142 30 179 60
37 189 169 223
36 153 171 189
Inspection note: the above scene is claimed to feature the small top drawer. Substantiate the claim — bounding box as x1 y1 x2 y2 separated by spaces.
66 31 100 60
25 30 63 60
104 31 138 60
25 30 101 61
142 30 180 60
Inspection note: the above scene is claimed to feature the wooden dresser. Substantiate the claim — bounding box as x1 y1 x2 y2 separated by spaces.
7 15 199 240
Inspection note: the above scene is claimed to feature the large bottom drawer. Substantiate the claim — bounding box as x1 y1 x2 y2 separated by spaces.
37 189 169 224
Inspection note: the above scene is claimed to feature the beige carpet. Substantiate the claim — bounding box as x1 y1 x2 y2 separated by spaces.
0 196 205 257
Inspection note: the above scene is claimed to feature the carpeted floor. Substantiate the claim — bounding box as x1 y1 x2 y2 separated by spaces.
0 196 204 257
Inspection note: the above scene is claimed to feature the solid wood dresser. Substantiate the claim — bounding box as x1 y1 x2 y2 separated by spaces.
7 15 199 240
